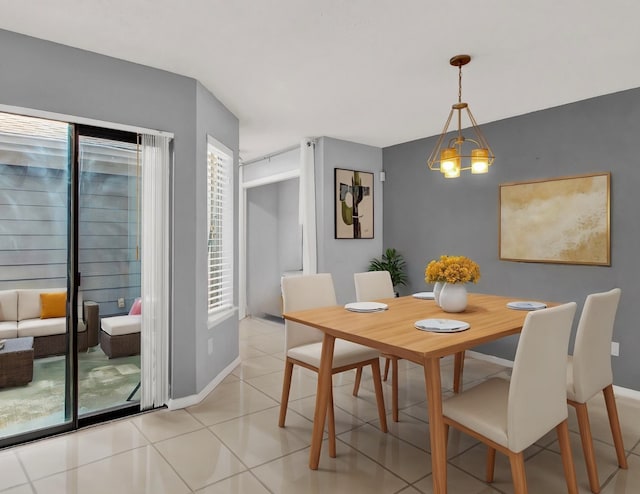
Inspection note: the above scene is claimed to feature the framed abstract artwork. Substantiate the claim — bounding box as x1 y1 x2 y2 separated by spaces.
499 172 610 265
334 168 374 239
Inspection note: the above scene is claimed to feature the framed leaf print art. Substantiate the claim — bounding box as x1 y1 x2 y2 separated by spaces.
334 168 374 239
499 172 610 265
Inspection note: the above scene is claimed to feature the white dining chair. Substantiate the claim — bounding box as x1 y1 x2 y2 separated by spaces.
279 273 388 457
443 303 578 494
353 273 393 372
352 270 465 422
567 288 627 493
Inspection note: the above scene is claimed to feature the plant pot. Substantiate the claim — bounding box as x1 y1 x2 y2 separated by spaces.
439 283 467 313
433 281 444 306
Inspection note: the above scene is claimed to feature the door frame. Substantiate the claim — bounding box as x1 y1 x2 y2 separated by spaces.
0 105 172 446
238 168 300 319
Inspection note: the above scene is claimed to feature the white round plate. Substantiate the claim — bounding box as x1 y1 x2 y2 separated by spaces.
344 301 388 312
414 318 470 333
506 301 547 311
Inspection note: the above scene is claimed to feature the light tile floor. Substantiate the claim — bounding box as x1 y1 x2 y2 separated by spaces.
1 316 639 493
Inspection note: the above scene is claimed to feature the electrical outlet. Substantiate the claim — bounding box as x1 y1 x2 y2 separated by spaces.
117 297 125 308
208 338 213 355
611 341 620 357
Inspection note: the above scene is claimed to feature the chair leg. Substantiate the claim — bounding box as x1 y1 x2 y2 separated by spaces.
573 402 601 493
391 357 399 422
352 367 363 396
486 447 496 483
383 357 391 381
508 451 528 494
603 384 628 469
370 359 388 433
453 351 465 394
444 424 449 458
557 420 579 494
278 360 294 427
328 383 336 458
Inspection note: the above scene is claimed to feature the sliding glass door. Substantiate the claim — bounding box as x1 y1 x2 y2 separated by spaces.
76 126 141 418
0 114 142 446
0 113 74 442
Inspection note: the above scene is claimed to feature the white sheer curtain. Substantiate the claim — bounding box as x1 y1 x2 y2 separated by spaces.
140 134 170 409
300 139 317 274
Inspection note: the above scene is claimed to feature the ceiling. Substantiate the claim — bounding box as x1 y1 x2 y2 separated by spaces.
1 1 639 162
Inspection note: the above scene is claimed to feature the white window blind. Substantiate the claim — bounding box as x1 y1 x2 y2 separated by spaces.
207 142 233 313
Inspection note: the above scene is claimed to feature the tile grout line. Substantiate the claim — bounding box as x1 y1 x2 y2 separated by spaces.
128 417 204 492
8 449 36 494
129 411 275 493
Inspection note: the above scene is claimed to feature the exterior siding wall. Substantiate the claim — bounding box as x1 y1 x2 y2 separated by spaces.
0 157 141 317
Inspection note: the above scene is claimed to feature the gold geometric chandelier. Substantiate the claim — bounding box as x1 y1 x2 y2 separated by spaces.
427 54 494 178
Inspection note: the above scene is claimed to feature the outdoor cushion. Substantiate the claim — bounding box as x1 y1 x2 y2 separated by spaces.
17 317 86 337
18 317 67 337
129 298 142 315
0 290 18 322
101 315 141 336
17 288 65 321
40 292 67 319
0 321 18 339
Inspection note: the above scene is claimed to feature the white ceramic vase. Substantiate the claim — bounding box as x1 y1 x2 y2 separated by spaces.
439 283 468 313
433 281 444 306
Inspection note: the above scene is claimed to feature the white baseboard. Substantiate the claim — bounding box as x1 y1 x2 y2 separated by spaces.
613 384 640 401
467 350 640 402
167 356 241 410
467 350 514 368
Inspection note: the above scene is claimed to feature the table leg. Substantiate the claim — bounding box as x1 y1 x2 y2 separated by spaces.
392 357 399 422
425 356 447 493
453 351 464 394
309 333 335 470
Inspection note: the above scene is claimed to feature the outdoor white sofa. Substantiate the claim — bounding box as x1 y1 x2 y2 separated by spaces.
0 288 90 358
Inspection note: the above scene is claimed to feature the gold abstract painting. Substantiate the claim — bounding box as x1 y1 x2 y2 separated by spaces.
335 168 374 239
499 173 610 265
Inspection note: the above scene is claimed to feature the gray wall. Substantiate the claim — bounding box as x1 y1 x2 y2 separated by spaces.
315 137 384 304
383 88 640 391
278 178 302 273
195 82 240 392
247 183 280 317
0 29 239 399
246 178 301 317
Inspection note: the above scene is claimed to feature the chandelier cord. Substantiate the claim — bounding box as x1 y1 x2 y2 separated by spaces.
457 64 463 141
458 64 463 104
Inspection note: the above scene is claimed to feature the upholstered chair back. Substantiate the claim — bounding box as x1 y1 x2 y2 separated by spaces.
507 302 577 452
282 273 337 351
354 271 394 302
571 288 621 403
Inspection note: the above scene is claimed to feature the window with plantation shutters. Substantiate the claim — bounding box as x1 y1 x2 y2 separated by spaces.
207 140 233 314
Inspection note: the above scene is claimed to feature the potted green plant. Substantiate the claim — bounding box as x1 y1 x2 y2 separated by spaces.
368 248 408 294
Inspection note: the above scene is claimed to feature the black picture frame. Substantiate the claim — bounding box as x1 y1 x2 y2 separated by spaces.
334 168 374 239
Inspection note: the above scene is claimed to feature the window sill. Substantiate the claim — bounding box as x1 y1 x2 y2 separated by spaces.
208 306 237 329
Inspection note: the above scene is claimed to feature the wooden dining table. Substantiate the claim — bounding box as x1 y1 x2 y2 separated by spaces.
283 292 546 494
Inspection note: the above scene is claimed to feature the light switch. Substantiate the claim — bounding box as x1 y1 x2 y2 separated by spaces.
611 341 620 357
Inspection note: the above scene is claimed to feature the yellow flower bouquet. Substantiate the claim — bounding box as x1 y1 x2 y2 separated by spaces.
425 255 481 284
